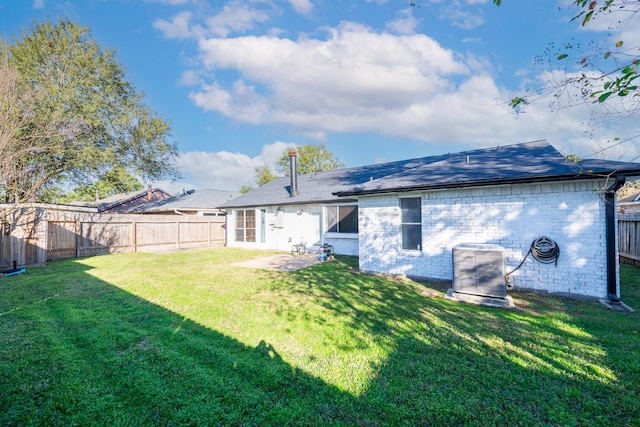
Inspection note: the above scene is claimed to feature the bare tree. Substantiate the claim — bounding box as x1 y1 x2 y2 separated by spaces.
0 65 66 202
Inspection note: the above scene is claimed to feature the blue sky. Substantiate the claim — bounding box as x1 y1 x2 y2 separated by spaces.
2 0 639 193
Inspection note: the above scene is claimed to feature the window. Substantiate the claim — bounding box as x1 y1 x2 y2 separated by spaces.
326 205 358 234
235 209 256 242
400 197 421 250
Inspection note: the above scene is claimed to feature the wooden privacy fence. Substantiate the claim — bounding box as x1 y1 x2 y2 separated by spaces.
0 205 226 268
619 214 640 266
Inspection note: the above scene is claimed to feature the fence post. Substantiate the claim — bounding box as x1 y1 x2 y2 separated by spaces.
176 220 180 249
75 220 81 258
132 221 137 253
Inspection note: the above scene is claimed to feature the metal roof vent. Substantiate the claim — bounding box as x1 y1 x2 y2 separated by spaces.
446 243 514 308
288 151 299 197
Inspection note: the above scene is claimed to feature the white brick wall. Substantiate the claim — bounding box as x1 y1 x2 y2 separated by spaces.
358 180 612 298
324 235 359 256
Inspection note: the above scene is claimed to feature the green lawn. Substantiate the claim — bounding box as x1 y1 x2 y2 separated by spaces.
1 248 639 426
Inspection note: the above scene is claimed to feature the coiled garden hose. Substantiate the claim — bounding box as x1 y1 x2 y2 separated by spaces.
506 237 560 285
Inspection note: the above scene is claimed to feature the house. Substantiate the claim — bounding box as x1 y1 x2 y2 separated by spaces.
69 187 172 213
127 189 240 216
219 140 640 301
618 187 640 214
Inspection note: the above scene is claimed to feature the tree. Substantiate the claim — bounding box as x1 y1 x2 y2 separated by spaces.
1 19 179 203
275 144 345 176
495 1 640 120
0 63 64 202
59 168 144 203
255 165 277 186
253 143 344 186
238 185 254 194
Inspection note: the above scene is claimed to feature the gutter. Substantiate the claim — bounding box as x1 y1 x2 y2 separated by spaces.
219 197 359 210
332 173 609 197
604 175 626 301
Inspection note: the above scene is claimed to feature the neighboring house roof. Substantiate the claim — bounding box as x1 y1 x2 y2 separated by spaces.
69 188 172 213
618 185 640 213
128 189 240 213
220 140 640 209
618 190 640 204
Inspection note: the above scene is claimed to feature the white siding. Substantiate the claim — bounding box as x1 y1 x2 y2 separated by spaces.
226 207 322 252
358 180 612 298
226 205 361 256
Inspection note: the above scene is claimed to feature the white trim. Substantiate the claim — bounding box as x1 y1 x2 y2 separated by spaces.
324 203 359 234
324 232 358 239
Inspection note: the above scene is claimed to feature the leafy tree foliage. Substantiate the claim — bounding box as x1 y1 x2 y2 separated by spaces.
253 144 344 186
275 144 345 176
1 19 179 203
58 168 144 203
498 1 639 117
238 185 255 194
254 165 277 186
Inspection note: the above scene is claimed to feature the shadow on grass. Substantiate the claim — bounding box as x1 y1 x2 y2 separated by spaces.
1 254 638 426
283 257 640 425
0 260 355 426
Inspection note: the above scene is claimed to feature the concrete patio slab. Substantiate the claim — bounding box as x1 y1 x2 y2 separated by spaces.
233 253 329 272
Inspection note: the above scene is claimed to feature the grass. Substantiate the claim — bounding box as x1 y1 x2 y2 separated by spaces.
0 247 639 426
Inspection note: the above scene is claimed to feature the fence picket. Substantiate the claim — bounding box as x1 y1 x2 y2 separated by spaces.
619 214 640 266
0 206 226 267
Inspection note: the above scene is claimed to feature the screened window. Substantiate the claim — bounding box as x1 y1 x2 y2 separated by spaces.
235 209 256 242
400 197 421 250
326 205 358 234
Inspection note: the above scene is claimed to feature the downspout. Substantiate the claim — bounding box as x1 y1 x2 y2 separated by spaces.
174 209 187 216
604 174 625 301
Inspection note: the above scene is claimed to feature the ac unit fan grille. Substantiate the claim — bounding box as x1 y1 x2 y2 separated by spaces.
453 245 506 298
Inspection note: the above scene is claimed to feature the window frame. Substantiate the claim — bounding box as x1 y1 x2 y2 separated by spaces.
400 197 422 251
234 209 256 242
324 204 359 235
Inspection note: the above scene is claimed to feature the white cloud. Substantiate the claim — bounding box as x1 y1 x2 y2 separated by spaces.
575 4 640 63
288 0 314 16
189 22 471 140
385 8 419 35
174 141 292 190
437 5 485 30
153 0 274 39
186 16 639 160
154 11 195 39
204 1 272 37
259 141 293 166
152 2 639 169
33 0 45 9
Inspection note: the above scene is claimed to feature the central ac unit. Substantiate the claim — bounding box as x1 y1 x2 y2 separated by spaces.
447 243 513 308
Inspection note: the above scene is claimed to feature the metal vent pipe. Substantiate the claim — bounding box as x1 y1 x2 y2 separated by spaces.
289 151 299 197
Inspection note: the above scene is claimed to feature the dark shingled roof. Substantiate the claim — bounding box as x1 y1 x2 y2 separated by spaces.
218 155 440 208
69 188 171 212
128 189 240 213
219 140 640 208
